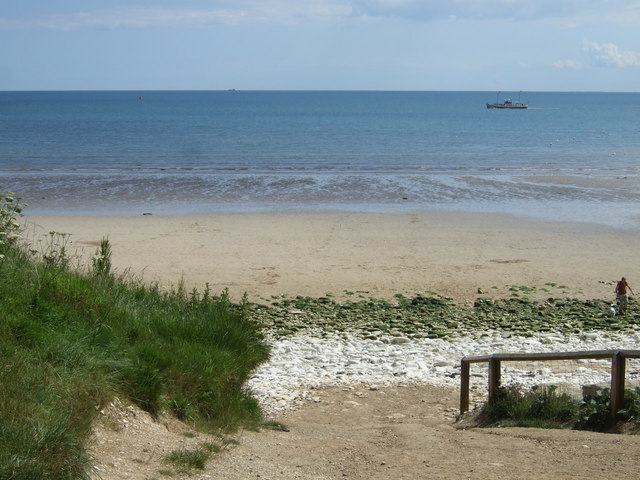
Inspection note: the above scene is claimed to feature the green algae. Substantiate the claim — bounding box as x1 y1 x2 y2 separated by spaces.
249 292 640 340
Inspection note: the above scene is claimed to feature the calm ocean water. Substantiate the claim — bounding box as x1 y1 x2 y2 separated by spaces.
1 90 639 229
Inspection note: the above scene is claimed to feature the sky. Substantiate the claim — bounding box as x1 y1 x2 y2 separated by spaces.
1 1 639 91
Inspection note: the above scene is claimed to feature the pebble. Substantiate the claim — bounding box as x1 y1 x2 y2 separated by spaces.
248 330 640 413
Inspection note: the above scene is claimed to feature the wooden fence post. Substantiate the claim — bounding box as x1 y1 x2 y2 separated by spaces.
460 359 470 414
458 350 640 418
488 357 501 404
610 350 626 421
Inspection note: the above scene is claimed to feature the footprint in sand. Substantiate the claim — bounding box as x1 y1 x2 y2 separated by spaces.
250 266 280 285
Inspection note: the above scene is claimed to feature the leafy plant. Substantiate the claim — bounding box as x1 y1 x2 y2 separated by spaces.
92 237 112 276
39 231 72 269
619 387 640 421
576 388 613 431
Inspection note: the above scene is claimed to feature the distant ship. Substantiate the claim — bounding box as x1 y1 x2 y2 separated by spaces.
486 92 528 109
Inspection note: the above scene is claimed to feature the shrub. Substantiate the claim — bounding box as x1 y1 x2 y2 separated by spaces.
577 387 640 431
619 387 640 421
482 385 579 429
91 237 112 276
575 388 613 431
482 385 640 432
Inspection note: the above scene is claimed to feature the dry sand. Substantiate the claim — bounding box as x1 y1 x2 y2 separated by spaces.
25 211 640 479
25 211 640 304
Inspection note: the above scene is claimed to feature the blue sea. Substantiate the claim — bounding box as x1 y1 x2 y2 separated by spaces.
1 90 640 229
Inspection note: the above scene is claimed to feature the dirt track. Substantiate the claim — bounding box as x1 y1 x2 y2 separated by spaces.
91 384 640 480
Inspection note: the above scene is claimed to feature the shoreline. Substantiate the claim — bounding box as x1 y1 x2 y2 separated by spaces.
24 210 639 305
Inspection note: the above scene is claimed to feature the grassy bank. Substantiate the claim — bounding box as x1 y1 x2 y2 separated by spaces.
0 194 270 479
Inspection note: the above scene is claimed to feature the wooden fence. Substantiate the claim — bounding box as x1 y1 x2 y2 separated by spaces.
460 349 640 420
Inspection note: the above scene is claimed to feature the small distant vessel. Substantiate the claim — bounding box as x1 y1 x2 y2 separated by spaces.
486 91 528 109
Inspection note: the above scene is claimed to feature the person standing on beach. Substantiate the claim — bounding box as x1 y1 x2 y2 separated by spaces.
615 277 634 314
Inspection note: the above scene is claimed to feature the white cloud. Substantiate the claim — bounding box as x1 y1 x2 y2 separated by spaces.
583 41 640 67
553 59 581 69
348 0 640 23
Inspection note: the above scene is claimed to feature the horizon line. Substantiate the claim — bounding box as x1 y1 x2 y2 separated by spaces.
1 88 639 94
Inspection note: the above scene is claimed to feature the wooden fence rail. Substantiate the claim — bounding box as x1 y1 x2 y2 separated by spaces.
460 349 640 420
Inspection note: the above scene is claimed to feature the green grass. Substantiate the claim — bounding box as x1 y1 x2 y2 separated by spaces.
481 385 640 432
481 385 579 429
163 448 211 472
0 194 270 479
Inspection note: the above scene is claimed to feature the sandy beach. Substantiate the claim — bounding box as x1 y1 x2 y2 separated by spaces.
25 211 640 304
27 210 640 479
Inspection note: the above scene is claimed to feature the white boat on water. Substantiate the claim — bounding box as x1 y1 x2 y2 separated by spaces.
486 92 528 109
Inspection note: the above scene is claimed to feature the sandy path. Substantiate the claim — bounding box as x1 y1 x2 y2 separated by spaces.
91 384 640 479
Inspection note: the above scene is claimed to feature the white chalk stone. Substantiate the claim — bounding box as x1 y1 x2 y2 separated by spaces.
248 329 640 413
